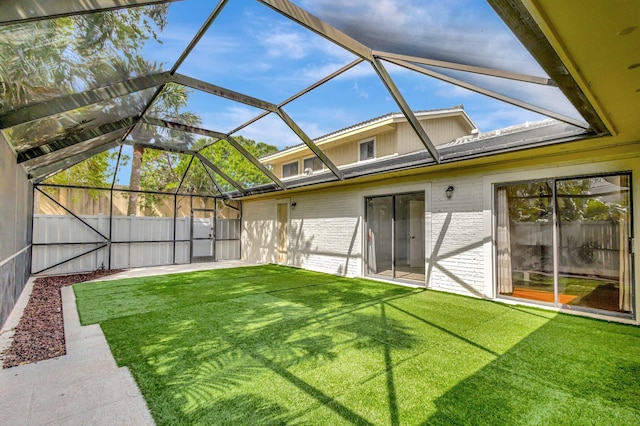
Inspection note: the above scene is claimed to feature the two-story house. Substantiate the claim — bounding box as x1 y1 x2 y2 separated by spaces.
260 106 476 179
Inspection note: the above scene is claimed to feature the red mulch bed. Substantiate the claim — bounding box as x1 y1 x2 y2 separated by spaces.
2 270 123 368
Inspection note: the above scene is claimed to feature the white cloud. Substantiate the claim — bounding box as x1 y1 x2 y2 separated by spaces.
353 82 369 99
231 112 301 149
471 106 546 132
262 31 308 59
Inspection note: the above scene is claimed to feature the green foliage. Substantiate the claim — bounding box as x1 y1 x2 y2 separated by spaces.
506 178 626 223
44 150 127 197
0 5 169 110
74 266 640 425
191 136 280 193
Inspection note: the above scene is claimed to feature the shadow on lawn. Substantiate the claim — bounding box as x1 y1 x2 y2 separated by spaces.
420 309 640 425
105 268 423 425
92 266 640 425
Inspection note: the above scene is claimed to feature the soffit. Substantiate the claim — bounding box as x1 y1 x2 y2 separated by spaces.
523 0 640 140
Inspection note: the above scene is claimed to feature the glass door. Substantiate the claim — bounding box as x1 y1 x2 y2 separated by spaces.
496 173 633 316
191 208 215 262
365 192 425 284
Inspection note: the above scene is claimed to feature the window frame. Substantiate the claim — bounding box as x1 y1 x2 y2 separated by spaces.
493 171 634 319
281 160 299 179
302 155 324 175
358 137 376 163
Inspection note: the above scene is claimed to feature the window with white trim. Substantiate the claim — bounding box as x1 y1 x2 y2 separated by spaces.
282 161 299 178
359 139 375 162
303 156 323 174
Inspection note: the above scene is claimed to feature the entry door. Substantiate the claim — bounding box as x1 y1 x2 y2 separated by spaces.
277 203 288 265
192 209 215 262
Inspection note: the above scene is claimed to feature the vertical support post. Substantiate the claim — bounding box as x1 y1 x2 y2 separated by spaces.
30 184 36 275
392 195 396 279
108 187 113 270
552 181 559 306
173 192 178 265
189 195 194 263
213 197 218 262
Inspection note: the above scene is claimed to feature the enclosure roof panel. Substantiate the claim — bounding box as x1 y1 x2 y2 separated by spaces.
1 0 622 196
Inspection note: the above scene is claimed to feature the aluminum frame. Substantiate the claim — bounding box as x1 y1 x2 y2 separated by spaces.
371 58 441 163
0 0 607 202
0 73 170 128
32 183 240 274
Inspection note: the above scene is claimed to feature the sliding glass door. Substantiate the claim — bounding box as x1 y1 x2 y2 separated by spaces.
365 192 425 283
496 174 633 316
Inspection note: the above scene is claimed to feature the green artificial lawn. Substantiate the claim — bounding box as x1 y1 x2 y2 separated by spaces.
74 265 640 425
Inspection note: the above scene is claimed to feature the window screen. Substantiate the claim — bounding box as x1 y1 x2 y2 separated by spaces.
359 140 375 161
303 156 323 173
282 161 299 178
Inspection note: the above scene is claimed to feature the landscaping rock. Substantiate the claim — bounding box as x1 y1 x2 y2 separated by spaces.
2 270 122 368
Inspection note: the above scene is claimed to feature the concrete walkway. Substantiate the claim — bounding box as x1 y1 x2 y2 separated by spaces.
0 261 260 425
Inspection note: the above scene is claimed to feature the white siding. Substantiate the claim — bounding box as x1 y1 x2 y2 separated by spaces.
242 152 640 325
242 176 485 289
242 190 362 276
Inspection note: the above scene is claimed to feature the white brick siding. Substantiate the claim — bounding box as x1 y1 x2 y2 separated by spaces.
242 175 487 295
241 199 277 264
428 178 485 296
289 190 362 276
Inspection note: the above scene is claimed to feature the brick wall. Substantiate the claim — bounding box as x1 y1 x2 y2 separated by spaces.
428 178 486 297
242 175 487 294
288 190 362 277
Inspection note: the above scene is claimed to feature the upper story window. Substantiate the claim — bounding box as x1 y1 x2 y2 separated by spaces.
303 156 323 174
359 138 375 162
282 161 299 178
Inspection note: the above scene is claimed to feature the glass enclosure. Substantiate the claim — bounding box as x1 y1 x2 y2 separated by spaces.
496 174 633 316
365 192 425 284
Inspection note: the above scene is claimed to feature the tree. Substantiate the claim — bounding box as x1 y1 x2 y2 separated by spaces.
46 150 124 190
126 82 202 215
1 5 169 111
179 136 280 194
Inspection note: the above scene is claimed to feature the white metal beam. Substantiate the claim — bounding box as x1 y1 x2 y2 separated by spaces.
371 58 441 164
384 56 589 129
277 108 344 180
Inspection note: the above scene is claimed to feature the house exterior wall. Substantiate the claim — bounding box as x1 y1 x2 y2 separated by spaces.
0 134 32 327
242 141 640 324
396 117 470 155
267 115 472 179
242 189 362 277
242 198 279 264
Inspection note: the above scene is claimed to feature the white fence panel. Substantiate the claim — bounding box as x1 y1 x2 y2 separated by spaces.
33 215 193 274
33 215 240 274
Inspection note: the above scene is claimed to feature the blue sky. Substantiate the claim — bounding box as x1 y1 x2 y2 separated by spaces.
130 0 583 151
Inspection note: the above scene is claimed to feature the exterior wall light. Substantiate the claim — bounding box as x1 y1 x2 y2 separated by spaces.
446 186 454 198
291 202 297 209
